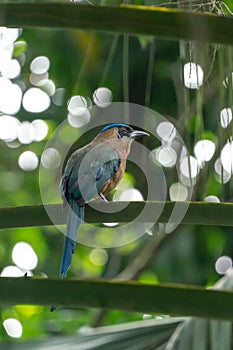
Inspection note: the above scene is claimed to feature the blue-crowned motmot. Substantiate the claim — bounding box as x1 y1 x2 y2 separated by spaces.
51 123 149 311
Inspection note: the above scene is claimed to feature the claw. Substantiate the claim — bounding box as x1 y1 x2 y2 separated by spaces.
99 192 108 202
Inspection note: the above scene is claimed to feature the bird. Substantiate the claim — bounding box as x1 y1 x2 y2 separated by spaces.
51 123 149 311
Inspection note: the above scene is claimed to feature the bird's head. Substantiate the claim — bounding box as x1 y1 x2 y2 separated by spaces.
90 123 149 169
99 123 149 140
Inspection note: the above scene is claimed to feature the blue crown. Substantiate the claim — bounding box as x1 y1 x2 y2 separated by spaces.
101 123 129 132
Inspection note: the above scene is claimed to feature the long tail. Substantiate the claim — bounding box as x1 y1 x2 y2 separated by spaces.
59 200 84 279
51 199 84 312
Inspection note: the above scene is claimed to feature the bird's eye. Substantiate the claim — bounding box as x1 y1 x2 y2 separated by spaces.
118 127 128 138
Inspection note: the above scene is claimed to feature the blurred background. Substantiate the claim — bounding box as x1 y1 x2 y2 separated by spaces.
0 0 233 342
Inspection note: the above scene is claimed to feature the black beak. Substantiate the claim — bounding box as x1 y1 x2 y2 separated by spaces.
129 130 150 138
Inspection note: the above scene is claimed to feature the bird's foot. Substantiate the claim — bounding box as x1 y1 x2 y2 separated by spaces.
99 192 108 202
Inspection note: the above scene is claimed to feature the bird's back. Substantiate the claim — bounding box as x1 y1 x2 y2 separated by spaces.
61 140 122 205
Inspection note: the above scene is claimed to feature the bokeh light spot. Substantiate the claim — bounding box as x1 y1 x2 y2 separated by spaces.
194 140 215 163
220 108 232 128
1 265 24 277
32 119 49 142
0 78 22 115
113 178 133 201
183 62 204 89
169 182 188 201
52 87 66 106
68 95 90 116
89 248 108 266
0 115 20 142
0 28 20 49
12 242 38 270
93 87 112 107
38 79 56 96
68 110 91 128
23 88 50 113
214 158 231 184
30 56 50 75
220 141 233 174
1 59 21 79
18 151 39 171
3 318 23 338
152 146 177 168
17 121 35 144
41 148 61 169
215 256 232 275
156 122 176 143
118 188 144 201
30 72 49 86
204 195 220 203
180 155 199 178
0 50 12 71
103 222 119 227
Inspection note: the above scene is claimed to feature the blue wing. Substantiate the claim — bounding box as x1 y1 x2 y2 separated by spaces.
62 144 120 204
